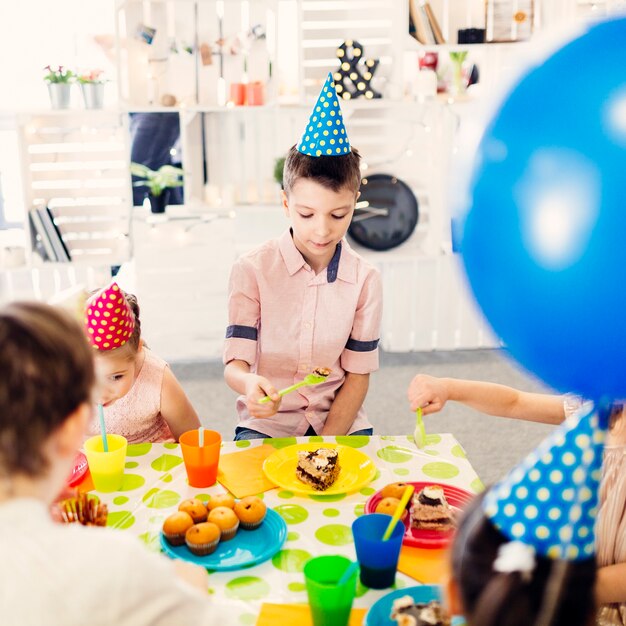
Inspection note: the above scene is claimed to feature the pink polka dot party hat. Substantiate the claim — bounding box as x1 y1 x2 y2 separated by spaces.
84 282 135 351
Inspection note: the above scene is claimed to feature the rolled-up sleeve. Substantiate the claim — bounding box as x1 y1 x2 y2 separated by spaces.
223 259 260 366
340 267 382 374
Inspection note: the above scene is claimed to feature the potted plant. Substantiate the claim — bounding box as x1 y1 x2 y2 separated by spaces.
43 65 75 109
77 70 106 109
273 156 286 189
130 163 184 214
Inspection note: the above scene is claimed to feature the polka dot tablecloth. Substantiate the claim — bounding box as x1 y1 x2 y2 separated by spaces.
93 435 483 622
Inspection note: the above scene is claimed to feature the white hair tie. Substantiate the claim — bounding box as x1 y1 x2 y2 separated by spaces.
493 541 536 582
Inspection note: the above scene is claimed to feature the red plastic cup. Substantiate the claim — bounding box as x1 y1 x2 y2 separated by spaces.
179 429 221 487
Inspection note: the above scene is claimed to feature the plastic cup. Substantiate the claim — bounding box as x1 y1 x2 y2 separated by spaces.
352 513 405 589
304 555 358 626
84 434 128 492
179 429 221 487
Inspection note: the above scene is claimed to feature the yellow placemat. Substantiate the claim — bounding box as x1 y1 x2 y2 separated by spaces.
256 603 367 626
217 444 277 498
397 545 449 584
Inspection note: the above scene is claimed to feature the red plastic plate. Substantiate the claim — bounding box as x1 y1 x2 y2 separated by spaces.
364 481 474 549
66 452 88 487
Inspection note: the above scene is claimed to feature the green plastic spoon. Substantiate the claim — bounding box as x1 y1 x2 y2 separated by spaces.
414 406 426 449
259 369 330 404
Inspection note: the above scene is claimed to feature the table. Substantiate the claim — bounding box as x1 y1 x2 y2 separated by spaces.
90 435 483 623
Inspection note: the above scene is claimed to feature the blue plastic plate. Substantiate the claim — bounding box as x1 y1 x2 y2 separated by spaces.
160 508 287 571
364 585 465 626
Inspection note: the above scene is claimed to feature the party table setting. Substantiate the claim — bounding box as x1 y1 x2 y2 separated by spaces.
68 430 482 625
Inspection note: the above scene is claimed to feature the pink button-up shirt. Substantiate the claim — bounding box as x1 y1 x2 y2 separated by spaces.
223 229 382 437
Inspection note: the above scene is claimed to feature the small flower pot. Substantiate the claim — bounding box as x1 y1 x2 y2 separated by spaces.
80 83 104 109
148 192 167 214
47 83 71 109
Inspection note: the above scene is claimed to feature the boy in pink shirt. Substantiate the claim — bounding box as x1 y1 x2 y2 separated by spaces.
224 73 382 440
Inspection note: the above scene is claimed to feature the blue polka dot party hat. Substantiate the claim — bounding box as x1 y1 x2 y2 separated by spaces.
483 404 608 560
297 73 350 157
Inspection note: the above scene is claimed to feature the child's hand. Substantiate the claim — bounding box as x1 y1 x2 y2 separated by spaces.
245 374 281 418
408 374 449 415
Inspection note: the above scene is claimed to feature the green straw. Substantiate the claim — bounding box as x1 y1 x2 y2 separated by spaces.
98 404 108 452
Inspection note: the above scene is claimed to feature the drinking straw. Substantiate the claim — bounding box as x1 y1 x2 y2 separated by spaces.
98 404 108 452
198 426 204 447
337 560 360 586
382 484 414 541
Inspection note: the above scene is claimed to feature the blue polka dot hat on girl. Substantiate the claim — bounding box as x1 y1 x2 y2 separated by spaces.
484 403 608 561
297 73 351 157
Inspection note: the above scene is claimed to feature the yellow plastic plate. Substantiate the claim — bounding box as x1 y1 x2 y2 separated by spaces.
262 443 376 495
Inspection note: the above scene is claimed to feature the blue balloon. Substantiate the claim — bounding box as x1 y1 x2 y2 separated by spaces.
462 18 626 401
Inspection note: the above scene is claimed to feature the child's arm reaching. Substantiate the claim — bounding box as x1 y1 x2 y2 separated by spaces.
321 372 369 436
160 367 201 440
408 374 565 425
224 359 281 418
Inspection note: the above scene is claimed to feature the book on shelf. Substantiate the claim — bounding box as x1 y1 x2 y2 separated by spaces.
28 207 71 262
42 207 71 262
409 0 434 44
29 209 56 262
421 1 446 45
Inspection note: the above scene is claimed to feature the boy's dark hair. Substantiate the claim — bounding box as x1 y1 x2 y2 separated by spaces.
282 144 362 195
0 302 95 476
452 491 596 626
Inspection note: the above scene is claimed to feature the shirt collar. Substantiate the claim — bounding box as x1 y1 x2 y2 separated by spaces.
279 229 358 284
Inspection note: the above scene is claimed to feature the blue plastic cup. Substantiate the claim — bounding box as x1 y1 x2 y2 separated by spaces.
352 513 405 589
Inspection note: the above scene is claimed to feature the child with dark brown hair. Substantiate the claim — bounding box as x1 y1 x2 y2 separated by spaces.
0 302 219 625
85 282 200 443
445 404 603 626
224 73 382 440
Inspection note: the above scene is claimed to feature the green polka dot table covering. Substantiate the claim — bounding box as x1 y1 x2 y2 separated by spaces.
91 435 482 619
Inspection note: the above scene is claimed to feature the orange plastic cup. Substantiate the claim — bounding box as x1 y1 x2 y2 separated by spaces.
246 81 265 106
229 82 246 106
179 429 221 487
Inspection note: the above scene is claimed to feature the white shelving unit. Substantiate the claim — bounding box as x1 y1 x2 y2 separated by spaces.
16 109 132 268
6 0 623 355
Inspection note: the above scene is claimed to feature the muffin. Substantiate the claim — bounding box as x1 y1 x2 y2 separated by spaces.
185 522 221 556
381 482 411 501
162 511 195 546
207 506 240 541
234 496 267 530
375 496 408 521
206 493 236 511
178 498 208 523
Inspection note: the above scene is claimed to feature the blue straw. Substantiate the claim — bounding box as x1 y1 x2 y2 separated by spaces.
98 404 108 452
337 560 359 586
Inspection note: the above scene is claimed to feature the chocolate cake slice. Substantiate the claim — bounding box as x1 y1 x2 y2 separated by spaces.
410 485 454 531
296 448 340 491
390 597 451 626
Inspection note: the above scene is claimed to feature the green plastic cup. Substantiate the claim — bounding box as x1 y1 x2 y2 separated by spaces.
84 434 127 492
304 555 358 626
